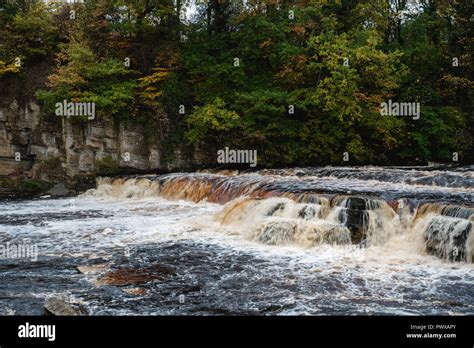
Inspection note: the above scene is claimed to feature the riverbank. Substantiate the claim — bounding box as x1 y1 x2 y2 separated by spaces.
0 175 96 200
0 176 53 200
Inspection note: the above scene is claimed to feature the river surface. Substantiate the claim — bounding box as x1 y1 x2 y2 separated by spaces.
0 166 473 315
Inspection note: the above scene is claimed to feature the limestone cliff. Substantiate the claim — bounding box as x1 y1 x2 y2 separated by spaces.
0 96 193 194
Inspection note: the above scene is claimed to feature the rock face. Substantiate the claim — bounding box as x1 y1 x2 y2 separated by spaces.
0 98 196 188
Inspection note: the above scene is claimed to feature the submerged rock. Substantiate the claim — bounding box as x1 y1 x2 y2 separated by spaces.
46 183 71 197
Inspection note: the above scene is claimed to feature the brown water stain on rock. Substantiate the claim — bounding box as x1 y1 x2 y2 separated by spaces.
97 264 175 286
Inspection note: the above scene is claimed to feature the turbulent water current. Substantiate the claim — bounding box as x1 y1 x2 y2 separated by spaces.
0 166 473 315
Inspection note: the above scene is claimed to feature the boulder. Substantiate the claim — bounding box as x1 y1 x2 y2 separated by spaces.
44 296 90 316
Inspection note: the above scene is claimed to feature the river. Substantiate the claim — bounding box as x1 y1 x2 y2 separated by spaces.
0 166 473 315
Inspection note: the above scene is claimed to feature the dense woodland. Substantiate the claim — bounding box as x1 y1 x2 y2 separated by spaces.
0 0 473 167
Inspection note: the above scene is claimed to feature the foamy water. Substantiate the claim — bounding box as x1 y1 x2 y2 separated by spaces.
0 167 473 315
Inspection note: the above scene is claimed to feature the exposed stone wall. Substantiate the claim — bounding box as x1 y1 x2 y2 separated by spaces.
0 98 192 185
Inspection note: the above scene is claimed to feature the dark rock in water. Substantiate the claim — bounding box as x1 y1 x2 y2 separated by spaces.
266 202 285 216
298 205 317 219
46 183 70 197
44 296 90 316
341 208 368 244
331 196 371 244
343 196 368 210
424 216 472 262
332 196 388 244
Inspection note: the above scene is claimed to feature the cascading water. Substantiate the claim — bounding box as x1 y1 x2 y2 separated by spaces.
214 197 350 248
412 203 474 262
1 166 473 315
83 170 474 262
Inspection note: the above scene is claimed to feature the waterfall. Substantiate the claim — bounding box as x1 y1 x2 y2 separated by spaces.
411 203 474 262
81 172 474 262
214 197 351 248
